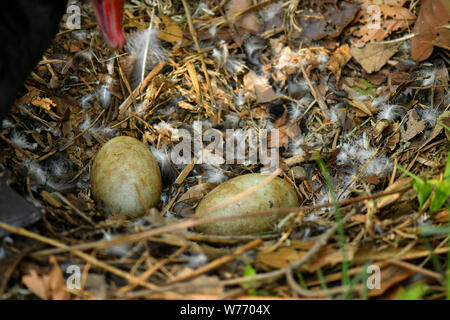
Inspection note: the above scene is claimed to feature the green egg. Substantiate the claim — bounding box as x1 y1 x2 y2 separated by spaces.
194 173 299 235
91 136 162 217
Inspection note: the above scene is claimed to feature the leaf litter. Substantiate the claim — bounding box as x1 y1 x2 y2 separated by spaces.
0 0 449 300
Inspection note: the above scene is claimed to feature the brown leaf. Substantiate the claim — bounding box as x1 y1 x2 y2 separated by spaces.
177 183 217 204
411 0 450 61
285 154 310 167
351 42 400 74
257 247 302 269
178 101 198 111
352 4 415 42
173 267 224 295
22 269 49 300
366 73 387 86
375 177 413 209
17 86 40 105
347 98 377 117
250 106 270 119
31 97 56 111
353 244 438 264
279 121 301 140
368 264 415 297
274 110 288 128
400 109 426 142
226 0 263 34
257 242 356 272
297 1 359 41
386 128 400 151
278 117 301 149
364 174 381 184
255 86 279 103
244 71 279 103
158 15 183 43
68 40 83 53
22 256 68 300
326 44 352 83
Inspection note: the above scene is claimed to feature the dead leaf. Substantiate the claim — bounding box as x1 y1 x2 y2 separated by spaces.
351 42 400 74
352 244 447 264
257 242 356 272
177 183 217 204
255 86 279 104
226 0 263 34
352 4 416 42
278 118 301 149
364 174 381 184
386 125 400 150
274 110 288 128
297 1 359 41
178 101 198 111
173 267 224 295
41 190 62 208
31 97 56 111
376 176 413 209
22 256 69 300
186 62 200 103
158 15 183 43
250 106 270 119
368 264 415 297
22 269 49 300
416 156 439 167
17 86 40 105
68 40 83 53
347 98 377 117
326 44 352 83
400 109 426 142
285 154 310 167
279 120 301 140
411 0 450 61
244 71 279 103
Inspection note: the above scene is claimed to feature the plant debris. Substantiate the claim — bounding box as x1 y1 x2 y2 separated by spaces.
0 0 449 300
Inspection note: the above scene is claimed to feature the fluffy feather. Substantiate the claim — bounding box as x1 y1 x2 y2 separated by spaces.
202 164 228 184
125 26 166 89
419 108 440 127
212 40 245 75
377 104 406 121
9 131 37 150
244 36 265 67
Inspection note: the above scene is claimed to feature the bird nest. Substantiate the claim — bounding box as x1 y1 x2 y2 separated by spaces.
0 0 449 300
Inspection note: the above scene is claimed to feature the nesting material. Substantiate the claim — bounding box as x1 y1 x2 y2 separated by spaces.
194 173 299 235
91 136 162 218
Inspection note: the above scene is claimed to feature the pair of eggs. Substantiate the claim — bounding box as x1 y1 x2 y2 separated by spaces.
91 136 299 235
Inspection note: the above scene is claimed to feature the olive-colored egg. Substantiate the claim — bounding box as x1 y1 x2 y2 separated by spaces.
91 136 162 218
194 173 299 235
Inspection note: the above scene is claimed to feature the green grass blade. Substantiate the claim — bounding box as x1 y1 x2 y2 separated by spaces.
315 153 350 288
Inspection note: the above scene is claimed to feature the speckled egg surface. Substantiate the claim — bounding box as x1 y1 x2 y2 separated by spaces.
91 136 162 218
194 173 299 235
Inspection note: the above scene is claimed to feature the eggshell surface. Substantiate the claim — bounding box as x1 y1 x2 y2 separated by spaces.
194 173 299 235
91 136 162 217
